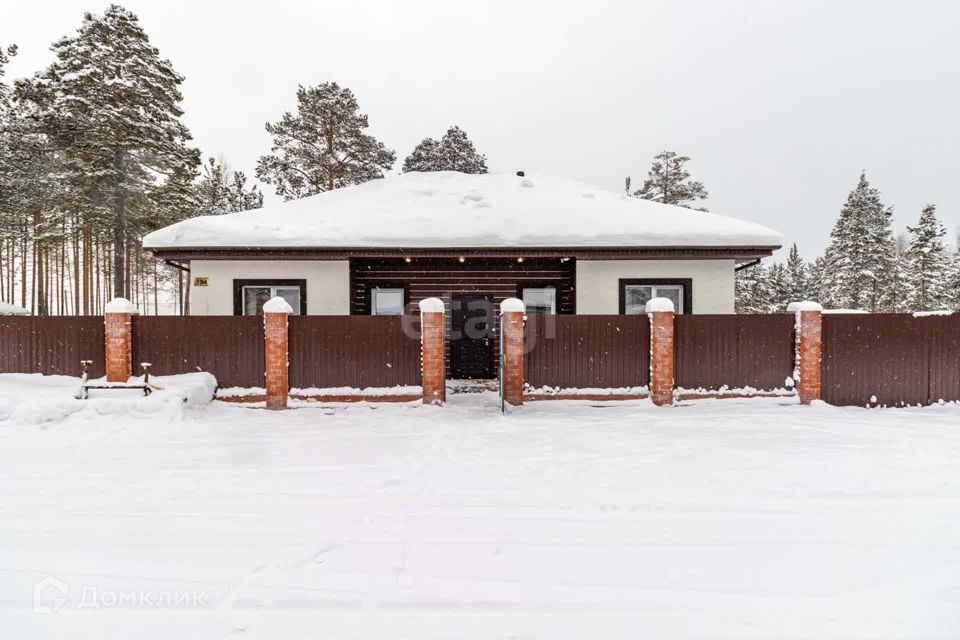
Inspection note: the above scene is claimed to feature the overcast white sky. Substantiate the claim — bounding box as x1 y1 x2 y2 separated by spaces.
4 0 959 258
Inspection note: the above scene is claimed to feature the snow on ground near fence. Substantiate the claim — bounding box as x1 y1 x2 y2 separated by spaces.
143 171 783 249
2 377 960 638
0 372 215 424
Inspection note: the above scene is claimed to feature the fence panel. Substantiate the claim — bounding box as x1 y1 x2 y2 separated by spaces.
823 313 960 406
524 315 650 390
132 316 264 388
0 316 105 378
674 314 795 391
288 316 421 389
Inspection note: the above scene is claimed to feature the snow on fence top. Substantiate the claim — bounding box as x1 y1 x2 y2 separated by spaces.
143 172 783 250
105 297 139 314
263 296 294 314
0 301 30 316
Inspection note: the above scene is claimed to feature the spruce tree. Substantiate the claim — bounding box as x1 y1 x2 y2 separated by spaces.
627 151 709 210
256 82 395 200
782 243 809 304
820 173 897 311
402 125 487 174
734 264 771 313
948 251 960 310
905 204 951 311
22 5 200 299
766 263 788 311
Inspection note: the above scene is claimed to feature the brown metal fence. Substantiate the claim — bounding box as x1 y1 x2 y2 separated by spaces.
524 315 650 390
674 314 796 391
131 316 264 388
823 313 960 406
0 316 105 378
288 315 421 389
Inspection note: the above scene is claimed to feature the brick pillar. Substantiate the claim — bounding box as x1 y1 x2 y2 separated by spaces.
793 302 823 405
419 298 445 405
500 298 525 406
264 297 292 410
647 299 675 406
104 298 138 382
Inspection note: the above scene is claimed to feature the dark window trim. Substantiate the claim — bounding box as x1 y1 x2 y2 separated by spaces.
233 279 307 316
618 278 693 315
365 282 410 315
516 282 559 314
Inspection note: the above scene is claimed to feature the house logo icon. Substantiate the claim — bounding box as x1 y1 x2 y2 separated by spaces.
32 576 69 614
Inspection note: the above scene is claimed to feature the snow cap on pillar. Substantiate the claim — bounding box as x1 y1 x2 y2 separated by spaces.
644 297 675 313
263 296 294 314
786 301 823 313
418 297 445 313
105 297 139 314
500 298 525 314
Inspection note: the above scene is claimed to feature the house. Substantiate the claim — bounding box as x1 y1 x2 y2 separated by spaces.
144 171 782 378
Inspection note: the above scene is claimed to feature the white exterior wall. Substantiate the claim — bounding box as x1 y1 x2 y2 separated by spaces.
188 260 350 315
575 259 736 314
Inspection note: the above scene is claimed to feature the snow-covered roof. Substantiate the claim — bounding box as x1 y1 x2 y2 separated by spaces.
143 172 782 250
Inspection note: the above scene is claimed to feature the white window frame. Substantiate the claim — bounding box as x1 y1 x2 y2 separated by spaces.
371 287 406 316
241 285 302 316
522 286 557 315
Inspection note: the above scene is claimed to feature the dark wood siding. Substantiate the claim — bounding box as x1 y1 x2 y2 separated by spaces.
350 257 576 315
351 257 576 377
524 315 650 390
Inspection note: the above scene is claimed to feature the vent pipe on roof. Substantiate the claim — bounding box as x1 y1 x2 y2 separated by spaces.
516 170 525 177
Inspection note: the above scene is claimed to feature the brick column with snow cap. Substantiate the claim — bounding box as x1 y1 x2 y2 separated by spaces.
500 298 526 406
104 297 139 382
790 301 823 405
646 297 675 406
264 296 292 410
419 298 446 405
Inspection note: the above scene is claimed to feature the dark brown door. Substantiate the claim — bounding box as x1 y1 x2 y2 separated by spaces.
451 294 495 379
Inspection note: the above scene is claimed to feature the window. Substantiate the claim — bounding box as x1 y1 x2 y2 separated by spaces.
371 287 405 315
233 280 306 316
619 279 691 315
242 285 302 316
522 287 556 314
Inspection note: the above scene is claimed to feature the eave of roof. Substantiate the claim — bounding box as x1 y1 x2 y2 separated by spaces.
150 245 780 261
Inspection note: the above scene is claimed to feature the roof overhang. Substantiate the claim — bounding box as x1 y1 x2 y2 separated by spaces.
149 246 780 262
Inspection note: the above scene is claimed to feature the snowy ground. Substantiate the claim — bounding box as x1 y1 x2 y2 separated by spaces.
1 375 959 638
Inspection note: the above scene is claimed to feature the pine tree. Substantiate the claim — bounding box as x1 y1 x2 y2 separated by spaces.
256 82 395 200
22 5 200 299
402 125 488 174
820 173 897 311
195 157 263 215
783 243 809 304
627 151 709 210
904 204 951 311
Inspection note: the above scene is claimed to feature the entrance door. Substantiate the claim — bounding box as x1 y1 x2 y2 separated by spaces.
450 294 495 379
